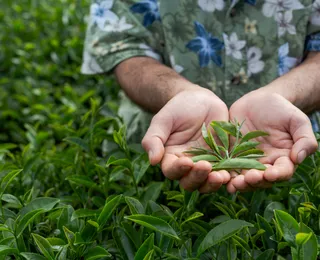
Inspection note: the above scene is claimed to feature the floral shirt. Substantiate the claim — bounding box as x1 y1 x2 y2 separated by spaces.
82 0 320 139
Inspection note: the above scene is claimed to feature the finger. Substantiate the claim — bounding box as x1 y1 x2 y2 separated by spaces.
264 156 295 182
179 161 212 191
141 113 173 165
198 170 230 193
290 113 318 164
161 155 194 180
243 164 272 186
228 175 254 192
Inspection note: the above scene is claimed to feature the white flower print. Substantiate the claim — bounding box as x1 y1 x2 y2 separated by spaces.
103 16 133 32
170 55 184 73
247 47 265 77
110 41 130 52
310 0 320 26
90 0 118 29
81 51 104 75
262 0 303 18
198 0 225 12
275 11 296 37
223 33 246 60
145 50 162 61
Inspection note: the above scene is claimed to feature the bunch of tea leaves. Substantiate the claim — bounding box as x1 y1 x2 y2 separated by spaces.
185 121 269 171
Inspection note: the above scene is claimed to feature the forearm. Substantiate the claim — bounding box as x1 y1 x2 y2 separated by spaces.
258 52 320 113
114 57 200 113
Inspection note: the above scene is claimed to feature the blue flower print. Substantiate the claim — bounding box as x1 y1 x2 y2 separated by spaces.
278 43 297 76
130 0 160 27
305 32 320 51
90 0 118 29
245 0 257 5
186 22 224 68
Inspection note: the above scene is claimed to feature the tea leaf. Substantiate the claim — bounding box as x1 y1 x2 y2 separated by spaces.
0 245 19 257
233 141 260 156
134 233 154 260
97 195 122 229
256 214 276 250
113 227 135 260
181 212 204 226
71 209 100 221
240 131 268 144
125 196 145 215
16 209 45 238
64 136 89 152
297 223 317 260
125 214 180 240
201 123 218 154
236 149 264 157
274 210 299 247
20 197 60 217
212 158 266 171
143 249 154 260
191 155 219 163
296 232 312 246
0 169 22 197
85 246 111 260
211 124 229 150
20 252 47 260
211 121 239 137
232 235 251 256
197 219 253 256
255 249 275 260
32 233 54 260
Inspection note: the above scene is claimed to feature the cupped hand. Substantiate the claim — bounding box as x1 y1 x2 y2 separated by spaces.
227 91 318 193
142 87 230 193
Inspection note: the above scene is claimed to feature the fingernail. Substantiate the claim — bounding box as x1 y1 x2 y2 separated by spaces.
297 150 306 164
148 150 153 162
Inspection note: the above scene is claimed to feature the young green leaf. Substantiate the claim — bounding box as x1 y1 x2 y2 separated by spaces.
191 155 219 163
20 252 47 260
125 196 145 215
64 136 89 152
15 209 45 238
274 210 299 247
0 169 22 197
143 249 154 260
211 124 229 150
134 233 154 260
85 246 111 260
19 197 60 216
297 223 317 260
212 158 266 171
32 233 54 260
232 141 260 156
256 214 276 250
197 219 253 256
125 214 180 240
295 232 312 246
97 194 122 229
211 121 239 137
0 245 18 257
181 212 204 226
201 123 218 153
255 249 275 260
236 148 264 157
113 227 135 260
240 130 268 144
70 209 100 221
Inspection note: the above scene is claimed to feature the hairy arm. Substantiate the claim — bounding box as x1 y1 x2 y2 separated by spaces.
259 52 320 113
114 57 201 113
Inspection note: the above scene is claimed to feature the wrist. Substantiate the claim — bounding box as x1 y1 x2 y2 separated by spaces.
255 57 320 113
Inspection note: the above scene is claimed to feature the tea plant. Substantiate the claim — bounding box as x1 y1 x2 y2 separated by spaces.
0 0 319 259
185 121 268 171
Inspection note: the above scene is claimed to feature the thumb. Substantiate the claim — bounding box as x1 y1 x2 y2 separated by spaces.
290 114 318 164
141 112 173 165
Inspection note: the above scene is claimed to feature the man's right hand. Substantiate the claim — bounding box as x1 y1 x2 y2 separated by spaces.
142 87 231 193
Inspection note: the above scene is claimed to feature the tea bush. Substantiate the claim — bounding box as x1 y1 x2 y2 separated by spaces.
0 1 320 259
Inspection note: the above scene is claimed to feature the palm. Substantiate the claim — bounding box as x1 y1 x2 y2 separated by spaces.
142 89 230 192
227 92 317 192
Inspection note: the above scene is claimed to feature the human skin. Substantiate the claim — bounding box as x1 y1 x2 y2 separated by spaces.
115 53 319 193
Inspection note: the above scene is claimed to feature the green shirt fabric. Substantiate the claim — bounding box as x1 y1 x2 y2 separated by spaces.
82 0 320 140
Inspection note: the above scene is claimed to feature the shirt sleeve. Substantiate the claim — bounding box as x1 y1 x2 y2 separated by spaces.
305 1 320 52
81 0 163 75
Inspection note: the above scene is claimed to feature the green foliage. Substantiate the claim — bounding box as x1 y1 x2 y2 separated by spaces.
0 0 320 259
186 121 268 171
